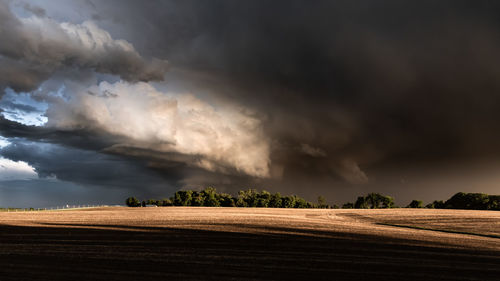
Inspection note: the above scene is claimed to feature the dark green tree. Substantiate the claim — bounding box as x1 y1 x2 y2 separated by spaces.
125 197 140 207
342 202 354 209
294 196 309 208
281 195 296 208
236 197 248 207
407 200 423 208
381 195 395 208
159 198 173 206
191 191 204 206
173 190 193 206
445 192 489 210
238 189 259 207
257 190 271 207
317 196 327 208
487 195 500 210
425 200 445 209
269 192 282 208
219 193 236 207
354 196 368 209
354 193 394 209
202 187 220 207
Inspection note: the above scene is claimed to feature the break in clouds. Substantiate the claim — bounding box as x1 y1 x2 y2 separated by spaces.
2 0 500 207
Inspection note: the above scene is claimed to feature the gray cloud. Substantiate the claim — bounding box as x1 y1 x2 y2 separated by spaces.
0 1 168 93
22 3 46 17
0 138 179 195
84 0 500 198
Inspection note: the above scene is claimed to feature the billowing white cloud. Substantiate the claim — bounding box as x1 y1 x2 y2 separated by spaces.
0 157 38 181
45 81 271 177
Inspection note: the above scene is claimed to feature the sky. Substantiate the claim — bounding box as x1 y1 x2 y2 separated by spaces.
1 0 500 207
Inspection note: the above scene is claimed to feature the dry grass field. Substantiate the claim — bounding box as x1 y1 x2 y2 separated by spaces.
0 207 499 280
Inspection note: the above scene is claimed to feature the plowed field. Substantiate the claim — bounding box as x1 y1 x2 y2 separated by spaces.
0 207 499 280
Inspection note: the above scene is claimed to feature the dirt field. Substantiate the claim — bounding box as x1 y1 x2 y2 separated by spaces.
0 207 499 280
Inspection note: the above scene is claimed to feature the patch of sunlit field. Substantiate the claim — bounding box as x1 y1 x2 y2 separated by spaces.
0 207 499 280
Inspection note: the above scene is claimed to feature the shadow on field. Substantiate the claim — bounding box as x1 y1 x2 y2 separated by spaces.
375 223 500 239
0 223 499 281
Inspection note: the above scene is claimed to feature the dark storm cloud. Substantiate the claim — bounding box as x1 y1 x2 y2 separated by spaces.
79 0 500 202
91 1 500 167
0 100 40 115
0 138 180 197
0 115 112 150
3 0 500 205
0 56 52 93
0 0 168 94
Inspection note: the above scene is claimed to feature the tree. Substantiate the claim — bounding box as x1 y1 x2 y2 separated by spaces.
294 196 308 208
269 192 282 208
236 197 248 207
487 195 500 210
281 196 296 208
426 200 445 209
257 190 271 207
159 198 173 206
191 191 204 206
202 187 220 207
342 202 354 209
317 196 327 208
445 192 489 210
238 189 259 207
365 193 380 209
125 197 140 207
173 190 193 206
354 196 368 209
381 195 395 208
219 193 236 207
354 193 394 209
407 200 423 208
144 199 160 206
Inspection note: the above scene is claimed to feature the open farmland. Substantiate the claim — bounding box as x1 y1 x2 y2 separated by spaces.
0 207 499 281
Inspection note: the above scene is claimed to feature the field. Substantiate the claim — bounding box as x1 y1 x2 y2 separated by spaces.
0 207 499 280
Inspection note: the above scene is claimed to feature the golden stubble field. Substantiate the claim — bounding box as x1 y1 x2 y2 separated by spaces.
0 207 499 280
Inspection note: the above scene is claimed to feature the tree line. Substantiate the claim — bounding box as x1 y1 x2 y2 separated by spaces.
405 192 500 210
126 189 500 211
126 188 330 208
